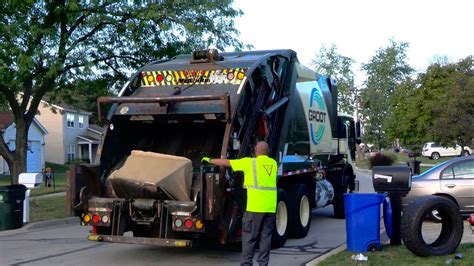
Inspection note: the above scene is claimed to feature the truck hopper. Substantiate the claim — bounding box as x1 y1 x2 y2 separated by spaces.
108 150 193 201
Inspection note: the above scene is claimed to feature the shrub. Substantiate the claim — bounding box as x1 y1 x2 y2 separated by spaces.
368 152 396 168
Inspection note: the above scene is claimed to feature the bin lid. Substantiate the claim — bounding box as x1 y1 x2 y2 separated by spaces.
0 184 27 192
383 197 393 239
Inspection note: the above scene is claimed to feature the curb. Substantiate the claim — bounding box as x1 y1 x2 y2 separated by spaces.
0 217 78 237
25 216 79 230
306 244 347 266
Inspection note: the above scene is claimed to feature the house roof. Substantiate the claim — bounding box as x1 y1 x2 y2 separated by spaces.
0 111 48 135
77 135 100 144
88 124 104 135
18 92 92 115
0 112 13 131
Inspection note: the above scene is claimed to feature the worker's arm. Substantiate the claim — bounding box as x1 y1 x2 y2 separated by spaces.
202 157 231 168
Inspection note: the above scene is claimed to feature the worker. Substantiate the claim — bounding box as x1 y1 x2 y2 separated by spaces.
202 141 277 266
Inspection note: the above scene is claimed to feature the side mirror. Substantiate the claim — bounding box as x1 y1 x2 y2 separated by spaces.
355 121 362 144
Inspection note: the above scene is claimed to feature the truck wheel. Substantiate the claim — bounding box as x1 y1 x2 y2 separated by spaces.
272 189 288 249
333 183 351 219
288 185 311 238
401 195 463 256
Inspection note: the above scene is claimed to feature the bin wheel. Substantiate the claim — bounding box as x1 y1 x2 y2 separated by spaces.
367 243 379 252
401 195 463 257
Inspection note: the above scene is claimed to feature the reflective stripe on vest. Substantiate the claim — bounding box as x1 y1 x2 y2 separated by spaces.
249 158 277 191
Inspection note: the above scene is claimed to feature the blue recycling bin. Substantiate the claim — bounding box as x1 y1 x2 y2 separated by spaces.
345 193 386 253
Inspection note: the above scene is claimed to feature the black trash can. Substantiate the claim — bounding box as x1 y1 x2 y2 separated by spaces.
407 160 421 175
0 184 27 230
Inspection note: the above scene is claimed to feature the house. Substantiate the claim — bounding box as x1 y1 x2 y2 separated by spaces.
0 112 48 174
35 100 104 165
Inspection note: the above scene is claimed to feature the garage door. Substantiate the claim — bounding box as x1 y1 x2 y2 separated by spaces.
27 141 42 173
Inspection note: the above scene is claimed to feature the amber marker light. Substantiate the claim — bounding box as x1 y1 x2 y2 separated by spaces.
195 220 204 229
83 214 91 223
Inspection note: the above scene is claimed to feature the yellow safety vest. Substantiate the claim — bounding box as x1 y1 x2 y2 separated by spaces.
230 155 277 213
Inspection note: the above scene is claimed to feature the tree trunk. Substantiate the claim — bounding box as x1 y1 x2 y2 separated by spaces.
9 119 29 184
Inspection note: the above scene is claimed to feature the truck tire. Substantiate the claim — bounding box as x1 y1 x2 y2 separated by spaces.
333 181 352 219
401 195 463 257
272 189 288 249
288 185 311 238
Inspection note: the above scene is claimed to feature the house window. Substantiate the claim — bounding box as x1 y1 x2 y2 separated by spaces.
79 115 84 129
67 144 75 161
67 113 75 128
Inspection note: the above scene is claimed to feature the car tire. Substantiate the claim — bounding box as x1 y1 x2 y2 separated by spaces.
272 189 288 249
287 185 312 238
430 152 440 160
401 195 463 257
461 150 470 156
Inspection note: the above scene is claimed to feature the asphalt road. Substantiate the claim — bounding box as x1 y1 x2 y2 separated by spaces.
0 170 374 266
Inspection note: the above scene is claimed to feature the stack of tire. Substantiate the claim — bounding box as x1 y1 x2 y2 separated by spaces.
401 195 464 256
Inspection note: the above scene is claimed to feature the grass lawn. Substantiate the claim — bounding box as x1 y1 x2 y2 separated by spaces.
29 195 69 223
395 153 452 165
320 243 474 265
0 173 66 196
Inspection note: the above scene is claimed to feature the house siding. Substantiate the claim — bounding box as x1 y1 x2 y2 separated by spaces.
1 122 46 174
63 112 88 162
36 102 66 164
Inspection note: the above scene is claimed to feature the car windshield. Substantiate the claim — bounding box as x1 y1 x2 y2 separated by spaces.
413 160 452 178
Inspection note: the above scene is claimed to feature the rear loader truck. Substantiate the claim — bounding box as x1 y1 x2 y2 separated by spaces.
68 49 361 248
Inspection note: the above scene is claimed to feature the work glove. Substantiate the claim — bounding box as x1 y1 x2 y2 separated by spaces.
201 157 211 164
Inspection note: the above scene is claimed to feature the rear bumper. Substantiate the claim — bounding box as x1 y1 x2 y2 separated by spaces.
87 234 192 248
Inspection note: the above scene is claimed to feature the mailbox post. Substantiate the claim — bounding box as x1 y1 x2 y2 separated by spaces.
372 166 411 245
19 173 43 224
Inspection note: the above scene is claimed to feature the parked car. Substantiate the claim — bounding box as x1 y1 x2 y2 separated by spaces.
422 142 472 160
402 156 474 222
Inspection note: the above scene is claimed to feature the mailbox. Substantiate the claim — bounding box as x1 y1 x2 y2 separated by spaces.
372 166 411 197
19 173 43 189
18 173 43 224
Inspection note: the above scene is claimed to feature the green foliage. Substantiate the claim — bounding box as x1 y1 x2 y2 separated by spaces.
311 44 356 114
0 0 245 182
385 56 474 149
360 39 414 149
429 57 474 149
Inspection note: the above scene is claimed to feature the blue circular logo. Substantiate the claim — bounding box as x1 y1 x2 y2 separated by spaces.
309 88 326 145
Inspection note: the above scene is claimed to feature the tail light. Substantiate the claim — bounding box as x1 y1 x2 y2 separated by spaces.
92 214 100 224
184 219 193 229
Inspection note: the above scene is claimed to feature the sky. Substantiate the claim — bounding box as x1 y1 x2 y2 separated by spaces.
233 0 474 85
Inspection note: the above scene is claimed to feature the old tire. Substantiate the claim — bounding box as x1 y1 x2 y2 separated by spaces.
401 195 463 257
288 185 312 238
272 189 288 248
428 210 442 223
431 152 440 160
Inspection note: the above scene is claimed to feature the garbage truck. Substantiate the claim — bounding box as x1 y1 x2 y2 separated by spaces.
68 49 361 248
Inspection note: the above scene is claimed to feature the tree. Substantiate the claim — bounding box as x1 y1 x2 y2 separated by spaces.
360 39 414 149
384 56 474 151
428 57 474 150
0 1 245 184
311 44 356 114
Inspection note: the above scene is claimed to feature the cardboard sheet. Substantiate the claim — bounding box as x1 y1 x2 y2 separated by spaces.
108 150 193 201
